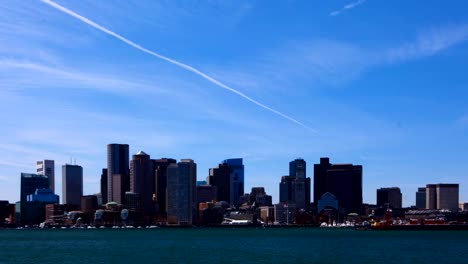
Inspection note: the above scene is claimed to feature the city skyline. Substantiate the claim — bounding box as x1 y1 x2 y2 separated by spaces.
1 1 468 206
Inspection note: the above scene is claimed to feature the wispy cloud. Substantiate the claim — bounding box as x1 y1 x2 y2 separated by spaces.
330 0 367 16
384 24 468 62
209 24 468 97
39 0 317 134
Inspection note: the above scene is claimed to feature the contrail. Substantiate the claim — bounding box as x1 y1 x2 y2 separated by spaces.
40 0 317 134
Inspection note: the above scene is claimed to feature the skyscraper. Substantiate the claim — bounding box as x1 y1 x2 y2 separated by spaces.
376 187 402 209
100 168 108 205
208 158 244 206
167 159 197 225
314 158 362 214
62 164 83 207
223 158 244 206
36 160 55 192
426 183 459 211
107 144 129 204
279 159 311 209
415 187 426 209
154 158 177 217
130 151 154 218
20 173 49 203
19 173 49 224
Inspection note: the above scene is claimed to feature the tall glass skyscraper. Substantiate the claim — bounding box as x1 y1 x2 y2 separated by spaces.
130 151 154 219
107 144 129 204
167 159 197 225
208 158 244 207
279 158 310 210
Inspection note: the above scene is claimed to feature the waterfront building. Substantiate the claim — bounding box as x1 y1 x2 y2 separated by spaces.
27 188 59 203
274 202 296 224
81 195 98 213
154 158 177 218
20 173 49 203
313 158 362 214
196 185 217 204
279 159 311 210
167 159 197 225
377 187 402 209
259 206 275 224
208 158 244 206
107 144 130 204
415 187 426 209
62 164 83 207
19 173 56 225
100 168 108 205
426 184 459 211
0 201 13 227
45 204 79 225
130 151 154 217
36 160 55 192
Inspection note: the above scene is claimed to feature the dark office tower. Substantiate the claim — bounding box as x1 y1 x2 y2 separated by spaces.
313 158 331 205
290 159 306 178
62 164 83 207
223 158 244 206
208 162 232 204
107 144 129 204
279 159 311 209
100 169 108 205
19 173 49 224
208 158 244 206
415 187 426 209
154 158 177 217
36 160 55 192
130 151 154 218
376 187 402 209
314 158 362 214
167 159 197 225
20 173 49 203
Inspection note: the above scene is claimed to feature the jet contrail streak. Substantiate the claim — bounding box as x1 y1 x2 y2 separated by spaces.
40 0 318 134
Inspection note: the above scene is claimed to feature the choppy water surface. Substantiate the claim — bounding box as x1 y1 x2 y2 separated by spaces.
1 228 467 263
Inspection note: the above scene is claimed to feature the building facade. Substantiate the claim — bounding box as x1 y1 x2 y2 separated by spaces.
107 144 129 204
154 158 177 218
100 168 108 205
314 158 362 214
376 187 402 209
130 151 154 217
36 160 55 192
19 173 51 225
167 159 197 225
279 159 311 210
62 164 83 207
196 185 217 204
208 158 244 206
415 187 426 209
426 184 459 211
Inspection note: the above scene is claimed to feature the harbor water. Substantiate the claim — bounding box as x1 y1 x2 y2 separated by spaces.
1 228 467 263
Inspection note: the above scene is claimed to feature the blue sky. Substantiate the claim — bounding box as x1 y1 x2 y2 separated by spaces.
1 0 467 206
